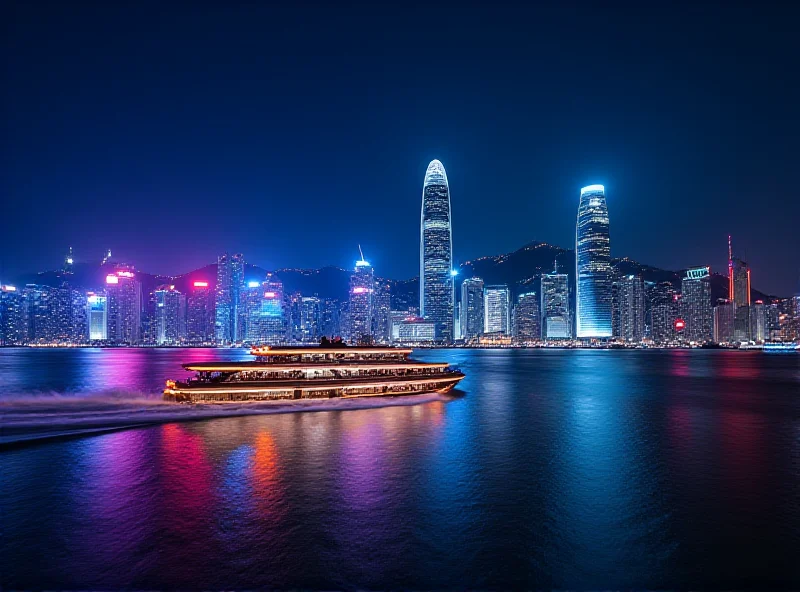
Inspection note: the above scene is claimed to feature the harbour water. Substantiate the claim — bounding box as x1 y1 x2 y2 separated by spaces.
1 348 799 589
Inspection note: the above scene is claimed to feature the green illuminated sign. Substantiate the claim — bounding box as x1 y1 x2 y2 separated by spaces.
685 267 710 280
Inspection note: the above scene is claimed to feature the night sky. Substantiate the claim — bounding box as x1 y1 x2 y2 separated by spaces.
3 2 799 294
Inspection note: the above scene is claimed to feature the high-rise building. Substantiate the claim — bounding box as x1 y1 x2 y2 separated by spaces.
105 269 142 344
484 285 511 335
727 237 751 342
541 268 570 339
154 285 186 345
319 298 341 339
86 292 108 341
298 296 321 343
576 184 612 338
395 317 436 343
244 274 286 345
617 275 645 342
0 285 24 345
215 253 245 344
649 282 678 345
681 267 712 343
514 292 540 343
372 280 392 344
713 300 735 344
749 301 768 343
420 159 454 343
187 281 214 344
460 277 484 341
349 256 374 344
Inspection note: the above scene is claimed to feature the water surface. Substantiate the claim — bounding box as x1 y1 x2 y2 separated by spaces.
1 348 799 589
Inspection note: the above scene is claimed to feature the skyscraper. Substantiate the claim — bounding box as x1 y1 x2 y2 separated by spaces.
541 267 570 339
244 274 286 345
215 253 245 344
154 285 186 345
682 267 712 343
576 184 612 338
86 292 107 341
749 301 767 343
484 285 511 335
514 292 541 343
617 275 645 343
460 277 484 341
713 300 735 344
420 159 454 343
106 269 142 345
299 296 321 343
349 255 374 344
728 237 751 342
649 282 677 345
0 285 24 345
372 280 392 344
187 281 214 344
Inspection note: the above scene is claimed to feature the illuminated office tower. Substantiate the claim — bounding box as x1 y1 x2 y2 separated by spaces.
86 292 107 341
153 285 186 345
541 268 570 339
484 285 511 335
681 267 713 343
713 300 735 344
420 159 454 343
214 253 245 344
617 275 645 343
299 296 321 343
245 274 286 345
514 292 540 343
0 285 24 345
349 255 374 344
727 237 751 342
576 184 612 338
187 281 214 344
105 269 142 345
460 277 484 341
749 301 767 343
372 280 392 344
319 298 341 338
649 282 677 345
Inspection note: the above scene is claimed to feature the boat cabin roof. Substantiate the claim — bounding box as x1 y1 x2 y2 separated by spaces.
183 360 447 372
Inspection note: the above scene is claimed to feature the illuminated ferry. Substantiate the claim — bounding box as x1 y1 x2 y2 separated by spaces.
164 344 465 403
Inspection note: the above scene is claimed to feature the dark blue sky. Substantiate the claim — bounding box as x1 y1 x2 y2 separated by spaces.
3 1 799 294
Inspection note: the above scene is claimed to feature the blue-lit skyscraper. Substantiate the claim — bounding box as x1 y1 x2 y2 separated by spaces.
576 184 612 338
420 159 454 343
349 255 374 344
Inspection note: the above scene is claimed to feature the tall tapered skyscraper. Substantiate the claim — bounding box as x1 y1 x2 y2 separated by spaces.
576 184 612 338
420 159 454 343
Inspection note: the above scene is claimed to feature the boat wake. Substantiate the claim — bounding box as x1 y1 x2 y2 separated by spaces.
0 390 451 447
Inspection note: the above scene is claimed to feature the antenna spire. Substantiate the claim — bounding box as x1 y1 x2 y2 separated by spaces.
358 244 364 262
728 235 732 261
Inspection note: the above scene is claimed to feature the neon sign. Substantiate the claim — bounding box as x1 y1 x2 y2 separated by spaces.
116 270 134 278
193 281 209 288
674 319 685 331
106 275 119 284
685 266 710 280
247 281 260 288
264 291 277 298
352 287 371 294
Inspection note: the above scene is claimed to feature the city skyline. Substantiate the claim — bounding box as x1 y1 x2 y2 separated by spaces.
3 3 799 295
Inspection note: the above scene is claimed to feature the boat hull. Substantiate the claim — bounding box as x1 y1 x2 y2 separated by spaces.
164 373 464 403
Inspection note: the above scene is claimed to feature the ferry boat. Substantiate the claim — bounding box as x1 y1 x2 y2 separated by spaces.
164 344 465 403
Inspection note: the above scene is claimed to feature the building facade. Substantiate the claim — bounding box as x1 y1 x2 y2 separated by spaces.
106 270 141 345
575 184 612 338
484 285 511 335
541 270 570 339
649 282 678 345
514 292 540 343
214 253 245 344
87 292 108 341
460 277 484 341
349 257 374 344
713 300 735 344
617 275 645 343
420 159 454 343
681 267 713 343
154 285 186 345
187 281 214 344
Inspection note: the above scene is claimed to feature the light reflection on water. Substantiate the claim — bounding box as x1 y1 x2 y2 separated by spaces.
1 348 799 589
